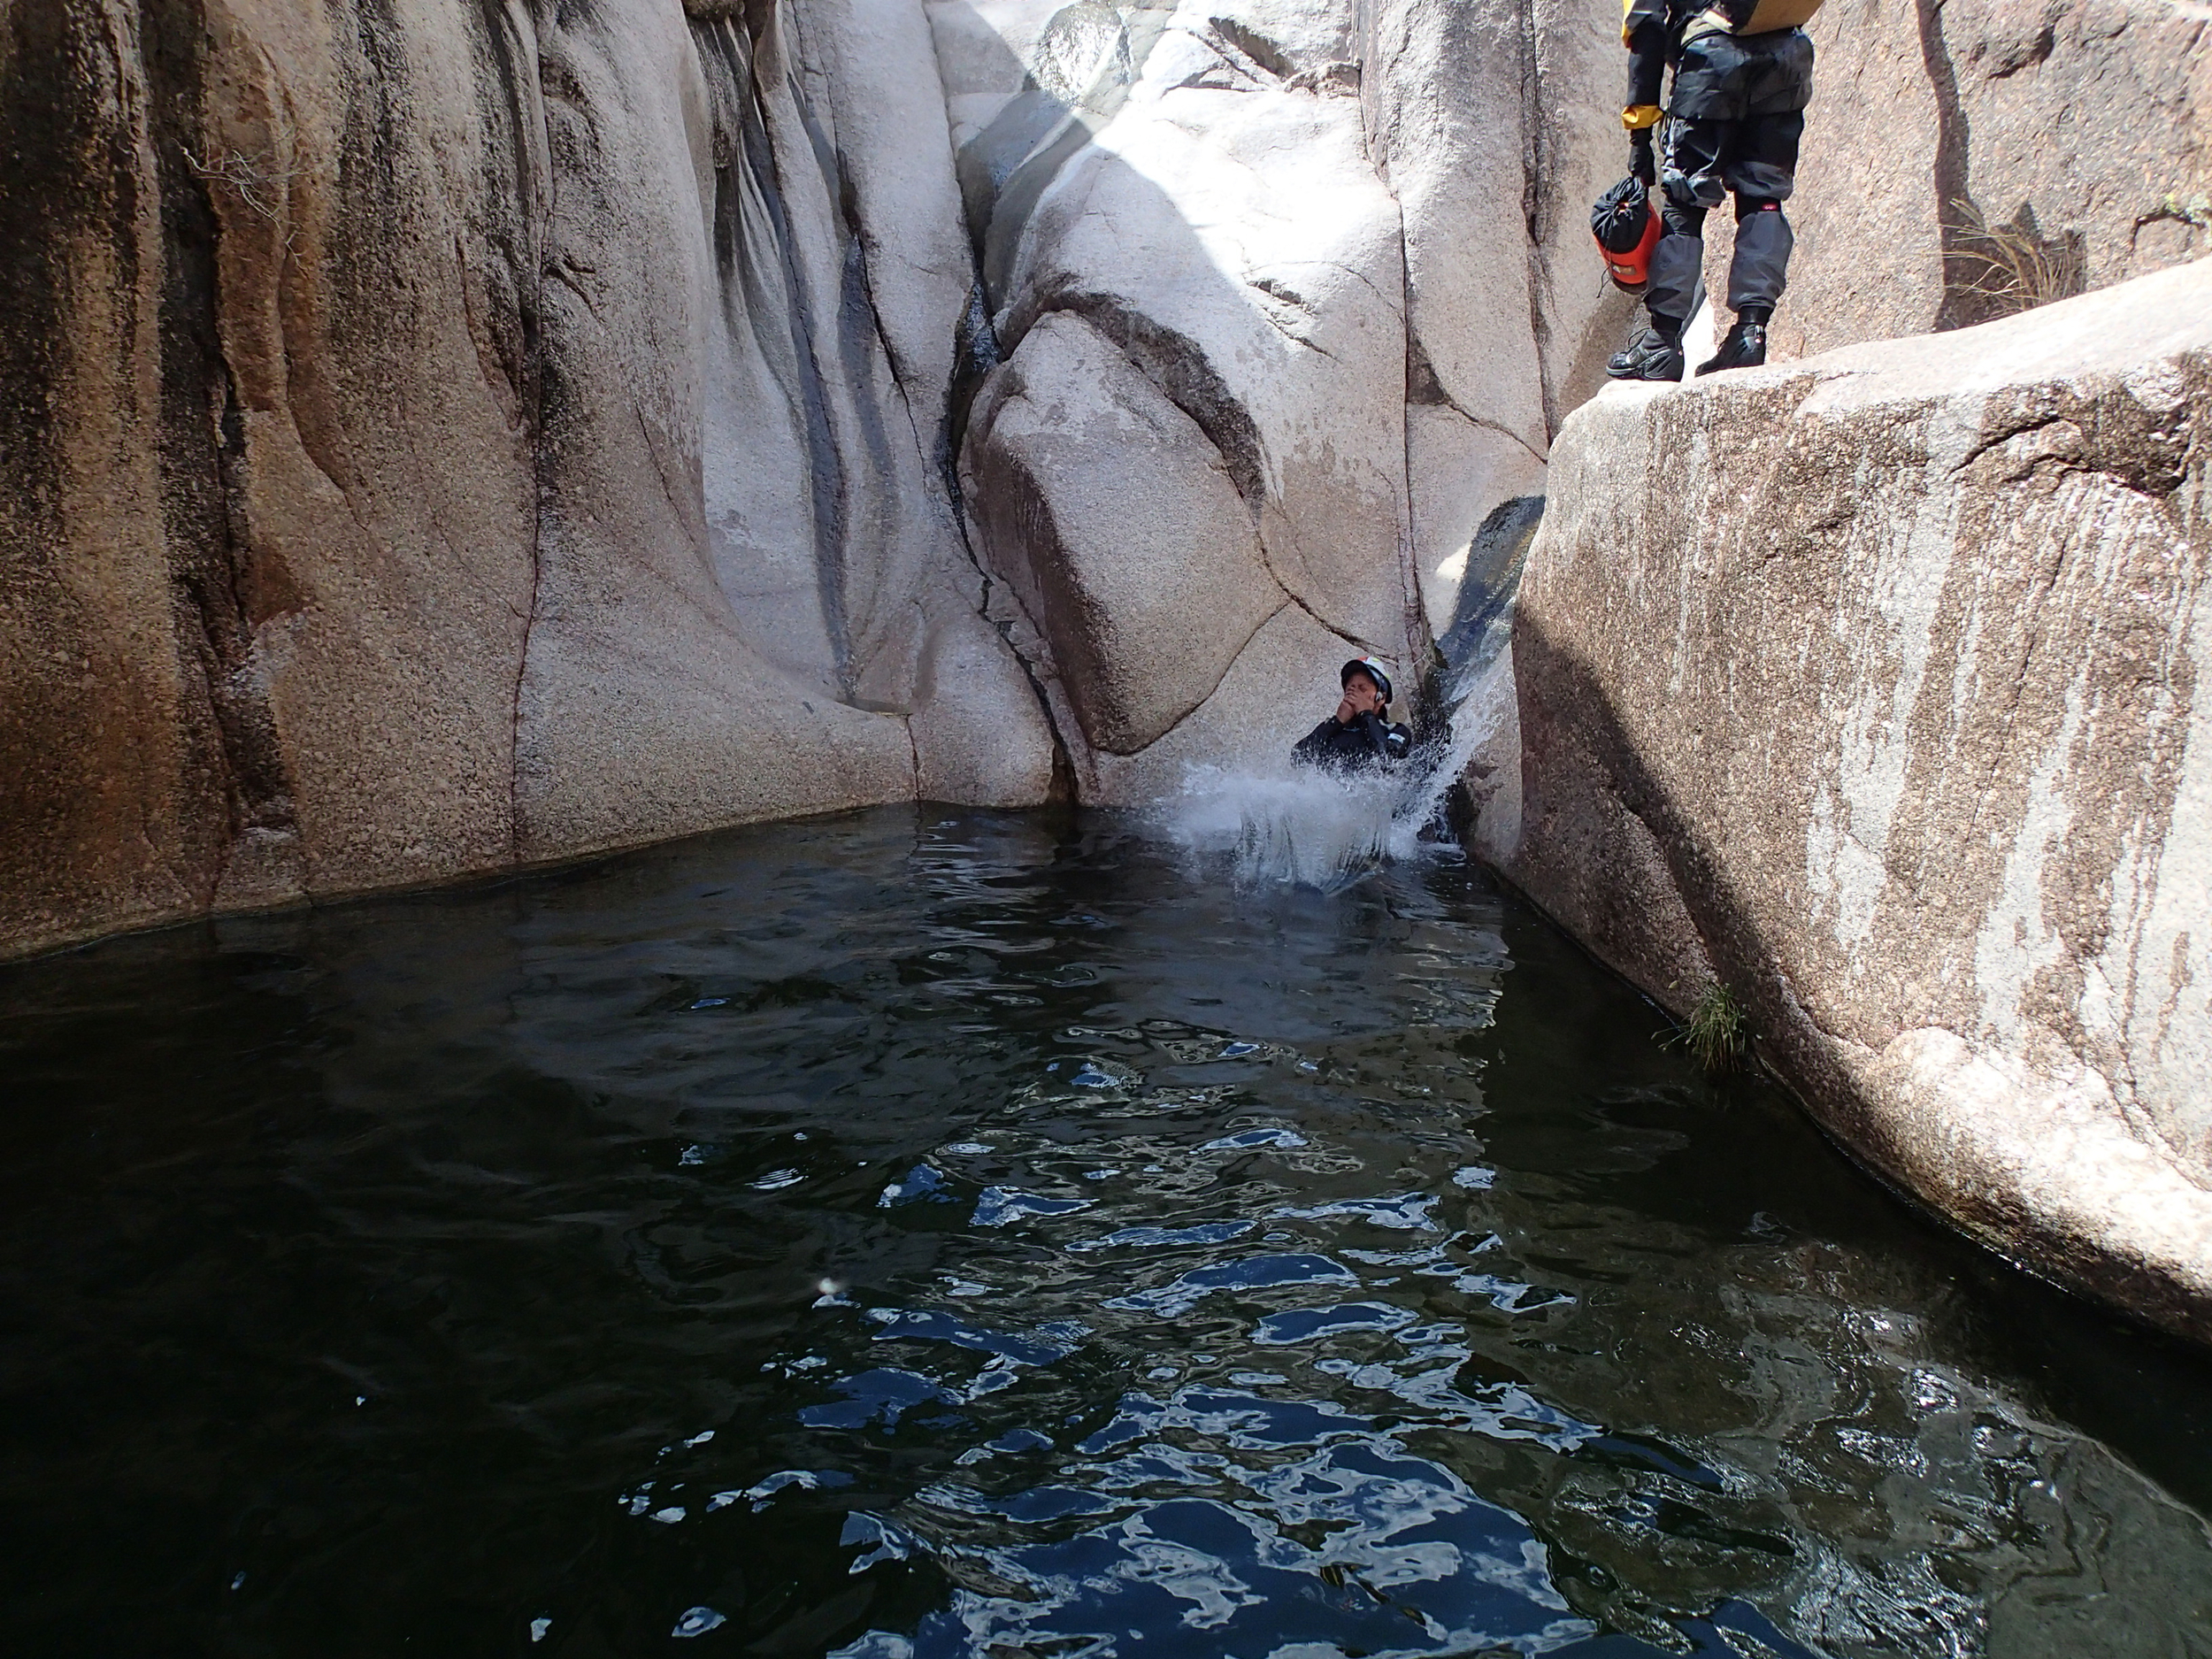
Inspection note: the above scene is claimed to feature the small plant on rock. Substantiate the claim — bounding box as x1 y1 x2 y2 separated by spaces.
2153 191 2212 232
1672 981 1748 1075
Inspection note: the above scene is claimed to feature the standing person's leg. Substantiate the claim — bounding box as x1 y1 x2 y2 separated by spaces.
1696 111 1801 372
1606 115 1730 381
1608 31 1747 383
1701 30 1814 373
1652 115 1725 328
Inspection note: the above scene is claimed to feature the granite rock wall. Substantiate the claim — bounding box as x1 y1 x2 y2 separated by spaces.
0 0 1617 956
0 0 1015 957
1500 259 2212 1342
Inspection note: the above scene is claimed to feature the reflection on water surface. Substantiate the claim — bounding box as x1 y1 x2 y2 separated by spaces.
3 808 2209 1657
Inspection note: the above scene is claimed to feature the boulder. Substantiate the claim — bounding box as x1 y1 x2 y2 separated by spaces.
1090 603 1358 803
954 1 1417 741
1500 258 2212 1341
941 0 1417 793
960 310 1284 759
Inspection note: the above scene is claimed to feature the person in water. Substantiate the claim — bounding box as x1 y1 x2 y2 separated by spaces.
1293 656 1413 774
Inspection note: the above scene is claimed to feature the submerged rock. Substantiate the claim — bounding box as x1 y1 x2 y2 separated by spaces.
1501 258 2212 1342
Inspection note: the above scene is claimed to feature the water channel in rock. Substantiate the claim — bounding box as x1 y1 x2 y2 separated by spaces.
4 807 2210 1656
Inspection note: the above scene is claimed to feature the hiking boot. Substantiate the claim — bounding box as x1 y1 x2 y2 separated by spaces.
1606 326 1685 383
1696 318 1768 375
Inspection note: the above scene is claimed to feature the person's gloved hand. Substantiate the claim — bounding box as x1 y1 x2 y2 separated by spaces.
1630 129 1656 187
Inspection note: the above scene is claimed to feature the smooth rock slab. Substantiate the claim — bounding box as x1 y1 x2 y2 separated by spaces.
1761 0 2211 357
1501 258 2212 1342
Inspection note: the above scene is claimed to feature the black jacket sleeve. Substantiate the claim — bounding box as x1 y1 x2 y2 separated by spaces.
1623 0 1669 126
1292 719 1345 767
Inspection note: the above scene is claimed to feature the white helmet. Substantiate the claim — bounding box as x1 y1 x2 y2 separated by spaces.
1340 655 1394 704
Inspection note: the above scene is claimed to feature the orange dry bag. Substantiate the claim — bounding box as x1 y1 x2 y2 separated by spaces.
1591 174 1661 291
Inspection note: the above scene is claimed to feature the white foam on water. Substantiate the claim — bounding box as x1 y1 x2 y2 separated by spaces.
1161 765 1398 890
1151 649 1517 891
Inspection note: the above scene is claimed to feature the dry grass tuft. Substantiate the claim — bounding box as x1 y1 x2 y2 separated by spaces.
182 146 302 244
1947 197 2085 316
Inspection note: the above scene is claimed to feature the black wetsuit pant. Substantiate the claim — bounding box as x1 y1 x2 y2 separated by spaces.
1647 27 1815 328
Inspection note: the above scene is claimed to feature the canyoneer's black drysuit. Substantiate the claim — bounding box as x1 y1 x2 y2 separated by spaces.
1623 0 1815 334
1292 711 1413 777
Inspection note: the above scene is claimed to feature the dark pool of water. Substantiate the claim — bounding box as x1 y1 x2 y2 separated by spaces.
4 808 2211 1658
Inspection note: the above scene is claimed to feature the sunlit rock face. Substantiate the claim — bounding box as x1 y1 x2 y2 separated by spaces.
0 0 1008 958
1499 259 2212 1343
0 0 1610 954
944 0 1618 801
1692 0 2212 358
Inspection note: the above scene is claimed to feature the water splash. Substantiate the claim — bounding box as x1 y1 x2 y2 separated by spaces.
1156 649 1517 890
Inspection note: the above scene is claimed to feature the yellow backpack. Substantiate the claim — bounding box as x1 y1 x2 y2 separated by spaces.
1739 0 1824 28
1624 1 1824 50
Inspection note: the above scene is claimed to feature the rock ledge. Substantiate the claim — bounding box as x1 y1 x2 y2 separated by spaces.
1502 258 2212 1341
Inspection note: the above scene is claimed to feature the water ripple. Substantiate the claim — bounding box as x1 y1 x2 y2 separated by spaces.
4 809 2209 1656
